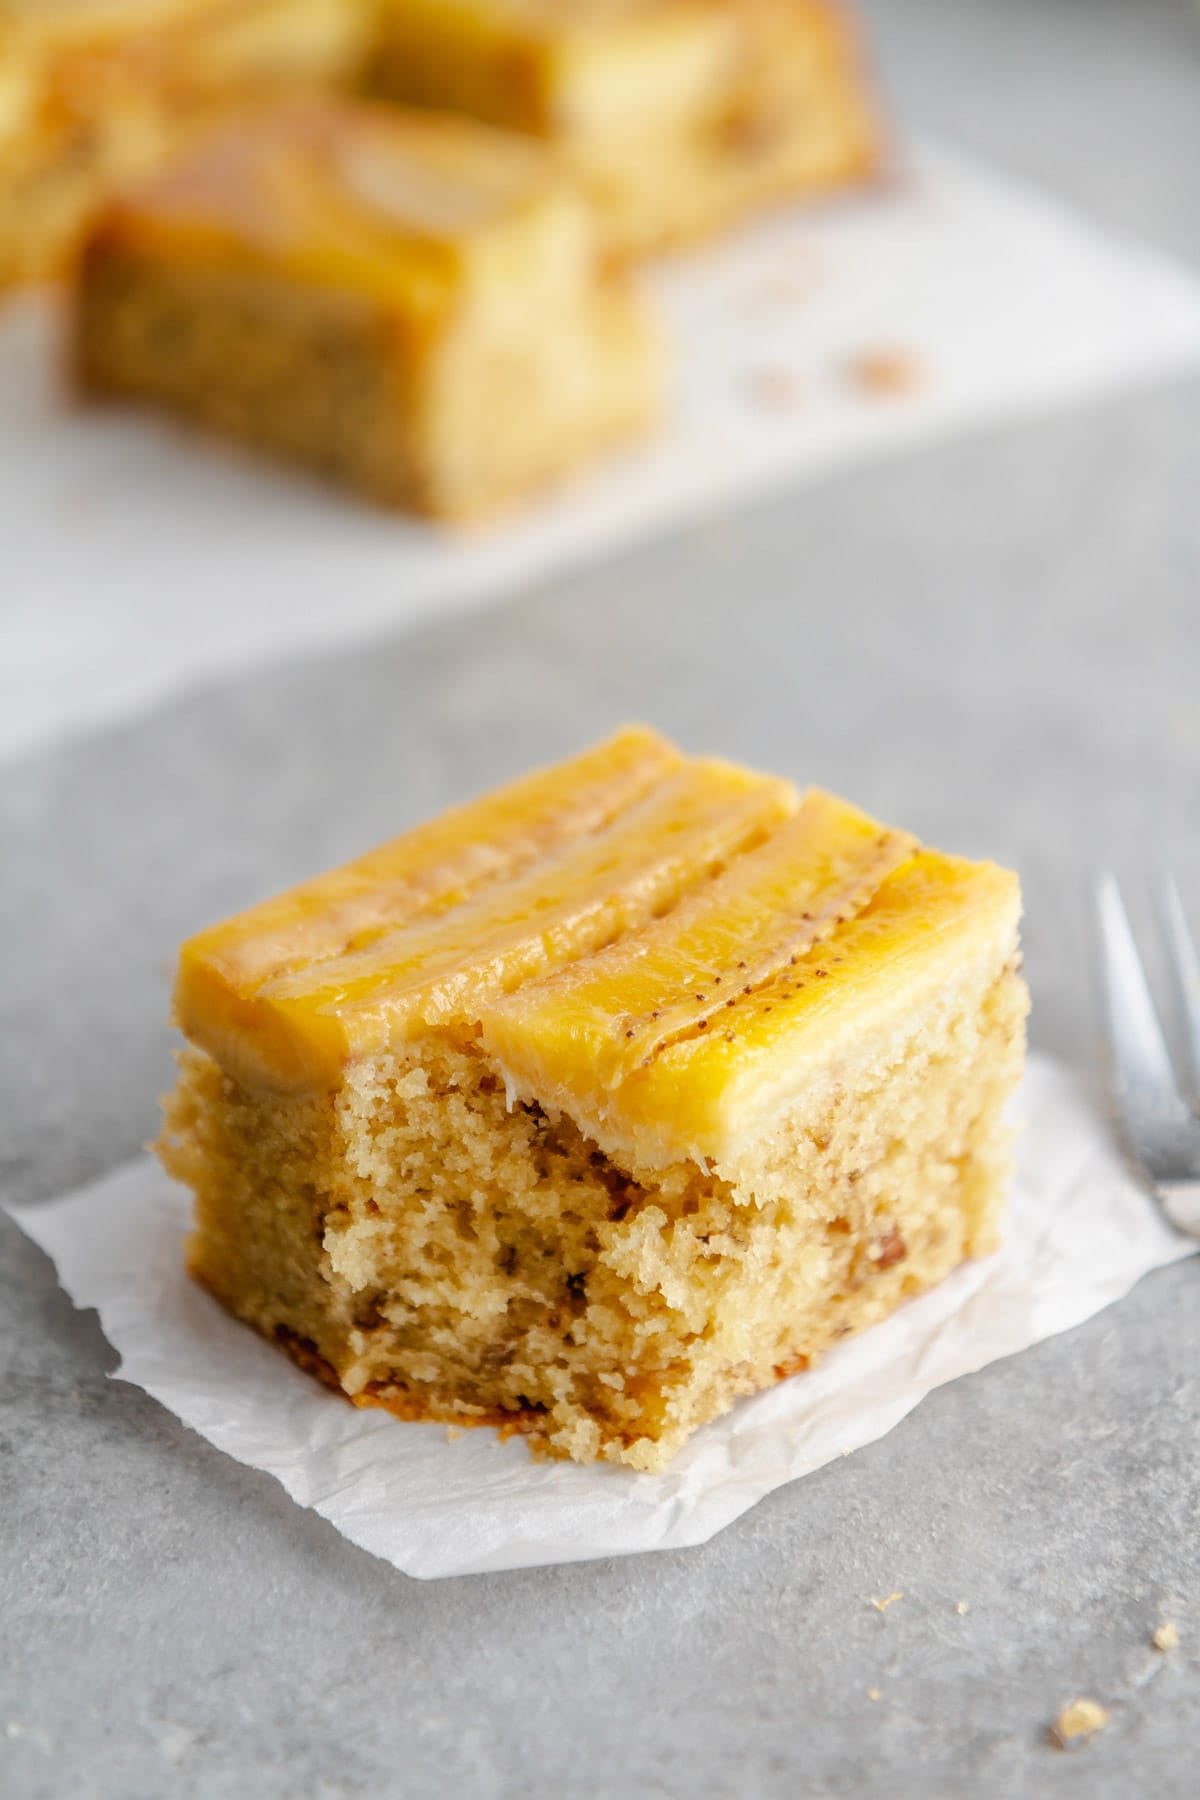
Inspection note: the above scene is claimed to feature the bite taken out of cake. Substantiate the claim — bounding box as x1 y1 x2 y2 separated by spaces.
157 726 1028 1472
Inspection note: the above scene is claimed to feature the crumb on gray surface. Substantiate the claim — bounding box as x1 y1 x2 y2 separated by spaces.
1050 1699 1109 1749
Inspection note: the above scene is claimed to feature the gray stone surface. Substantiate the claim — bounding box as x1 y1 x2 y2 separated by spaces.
3 1 1200 1793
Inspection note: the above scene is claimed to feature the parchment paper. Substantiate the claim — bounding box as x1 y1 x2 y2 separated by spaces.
7 1055 1193 1579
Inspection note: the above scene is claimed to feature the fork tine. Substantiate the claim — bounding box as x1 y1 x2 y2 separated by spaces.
1093 872 1186 1144
1162 871 1200 1109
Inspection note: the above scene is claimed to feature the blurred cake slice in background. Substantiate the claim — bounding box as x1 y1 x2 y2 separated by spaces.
368 0 883 257
73 97 662 514
0 0 372 287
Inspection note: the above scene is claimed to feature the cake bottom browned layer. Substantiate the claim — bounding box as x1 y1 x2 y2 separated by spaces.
159 954 1027 1472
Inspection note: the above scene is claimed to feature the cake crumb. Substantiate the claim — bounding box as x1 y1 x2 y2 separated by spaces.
956 1600 969 1615
444 1424 464 1443
847 347 924 397
1152 1622 1179 1652
866 1687 881 1702
871 1591 904 1613
1050 1699 1109 1749
745 367 804 413
737 267 824 320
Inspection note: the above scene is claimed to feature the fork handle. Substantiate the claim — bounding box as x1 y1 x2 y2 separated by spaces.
1162 1182 1200 1240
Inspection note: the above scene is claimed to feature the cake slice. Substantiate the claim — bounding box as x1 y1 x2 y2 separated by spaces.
0 0 371 288
368 0 883 257
158 726 1028 1472
73 95 660 515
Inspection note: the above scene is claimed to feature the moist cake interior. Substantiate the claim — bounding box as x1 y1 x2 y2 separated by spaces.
165 968 1023 1471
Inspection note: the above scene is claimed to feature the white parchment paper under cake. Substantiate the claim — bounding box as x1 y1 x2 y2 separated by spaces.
5 138 1200 767
7 1055 1194 1579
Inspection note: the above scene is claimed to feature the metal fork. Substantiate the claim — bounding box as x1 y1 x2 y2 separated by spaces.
1094 871 1200 1238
